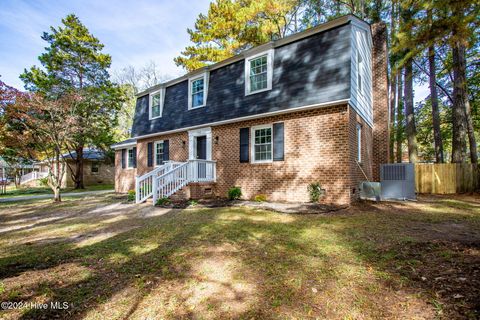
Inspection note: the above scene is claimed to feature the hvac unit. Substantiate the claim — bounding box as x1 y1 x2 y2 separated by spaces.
380 163 416 200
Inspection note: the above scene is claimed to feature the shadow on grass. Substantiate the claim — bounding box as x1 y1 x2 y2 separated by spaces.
0 195 479 319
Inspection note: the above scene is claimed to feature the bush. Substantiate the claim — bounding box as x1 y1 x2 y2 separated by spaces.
254 194 267 202
38 177 49 187
127 190 135 202
156 197 171 206
227 186 242 200
307 182 323 203
188 199 198 207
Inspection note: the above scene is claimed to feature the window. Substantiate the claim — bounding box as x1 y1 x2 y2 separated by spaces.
357 51 363 95
154 141 164 166
91 162 99 173
245 49 274 95
188 73 208 109
356 123 362 162
127 148 134 168
251 125 272 163
149 89 164 119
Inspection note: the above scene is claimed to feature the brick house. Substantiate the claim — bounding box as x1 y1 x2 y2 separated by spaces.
112 15 389 205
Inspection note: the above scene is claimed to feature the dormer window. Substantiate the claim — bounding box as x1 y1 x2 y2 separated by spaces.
149 89 164 120
188 72 208 109
245 48 274 95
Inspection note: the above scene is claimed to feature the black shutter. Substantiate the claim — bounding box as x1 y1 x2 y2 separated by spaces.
273 122 284 161
147 142 153 167
240 128 249 163
121 149 126 169
132 147 137 168
163 140 169 162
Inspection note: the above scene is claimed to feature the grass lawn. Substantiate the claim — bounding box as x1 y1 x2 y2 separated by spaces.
0 184 114 198
0 194 479 319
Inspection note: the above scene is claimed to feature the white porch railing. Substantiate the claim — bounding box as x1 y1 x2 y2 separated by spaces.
149 159 216 205
20 171 48 184
135 161 183 203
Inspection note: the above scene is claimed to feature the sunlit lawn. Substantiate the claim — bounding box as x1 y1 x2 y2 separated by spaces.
0 184 114 198
0 193 479 319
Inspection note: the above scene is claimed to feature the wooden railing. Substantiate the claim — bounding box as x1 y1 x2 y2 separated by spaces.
20 171 48 184
151 159 216 205
135 161 183 203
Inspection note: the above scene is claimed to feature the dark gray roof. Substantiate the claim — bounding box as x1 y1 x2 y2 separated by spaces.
111 138 137 148
131 22 352 138
62 148 106 161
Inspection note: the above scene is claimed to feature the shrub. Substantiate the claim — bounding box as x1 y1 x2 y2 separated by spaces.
156 197 171 206
38 177 49 187
254 194 267 202
227 186 242 200
307 182 323 203
188 199 198 207
127 190 135 202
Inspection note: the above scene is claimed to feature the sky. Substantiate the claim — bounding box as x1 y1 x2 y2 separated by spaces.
0 0 429 102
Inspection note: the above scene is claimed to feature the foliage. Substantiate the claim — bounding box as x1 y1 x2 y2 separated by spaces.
188 199 199 207
227 186 242 200
307 182 323 203
20 14 126 188
156 197 171 206
127 190 136 202
38 177 49 188
254 194 267 202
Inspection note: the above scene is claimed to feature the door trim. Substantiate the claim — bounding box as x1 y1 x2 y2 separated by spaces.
188 127 212 160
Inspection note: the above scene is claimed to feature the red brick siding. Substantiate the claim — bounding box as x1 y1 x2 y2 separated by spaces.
371 22 390 180
115 150 136 193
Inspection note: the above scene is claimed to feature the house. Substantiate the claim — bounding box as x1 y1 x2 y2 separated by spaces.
112 15 389 205
36 148 114 188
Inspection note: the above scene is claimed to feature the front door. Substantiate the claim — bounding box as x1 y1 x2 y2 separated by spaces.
195 136 207 160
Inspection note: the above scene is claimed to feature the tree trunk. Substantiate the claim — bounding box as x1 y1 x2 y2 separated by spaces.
74 145 85 189
465 99 478 163
404 58 418 163
396 71 404 163
451 40 468 163
53 186 61 202
428 45 444 163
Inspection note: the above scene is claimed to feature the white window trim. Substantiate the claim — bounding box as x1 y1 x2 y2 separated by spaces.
149 88 165 120
188 72 209 110
251 124 273 164
356 123 362 163
154 140 164 167
127 147 135 169
188 127 212 160
245 48 274 96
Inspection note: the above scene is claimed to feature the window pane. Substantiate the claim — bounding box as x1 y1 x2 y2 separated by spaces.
156 142 164 165
151 94 161 117
128 149 134 167
192 92 204 108
253 127 272 161
249 55 268 92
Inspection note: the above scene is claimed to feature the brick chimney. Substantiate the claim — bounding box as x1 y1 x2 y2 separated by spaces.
371 22 390 181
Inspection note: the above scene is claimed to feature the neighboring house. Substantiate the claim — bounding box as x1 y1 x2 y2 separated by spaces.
37 148 114 188
112 15 390 205
0 156 39 184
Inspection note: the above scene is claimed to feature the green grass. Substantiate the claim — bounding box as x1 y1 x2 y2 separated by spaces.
0 184 114 198
0 194 478 319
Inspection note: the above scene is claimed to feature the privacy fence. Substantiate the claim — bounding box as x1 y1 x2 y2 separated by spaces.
415 163 480 194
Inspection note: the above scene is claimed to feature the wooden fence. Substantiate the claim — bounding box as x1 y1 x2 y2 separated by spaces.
415 163 480 194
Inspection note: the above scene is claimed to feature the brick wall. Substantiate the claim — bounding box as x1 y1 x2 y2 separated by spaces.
115 104 376 205
371 22 390 180
348 106 373 201
136 132 189 176
115 150 136 192
211 105 354 205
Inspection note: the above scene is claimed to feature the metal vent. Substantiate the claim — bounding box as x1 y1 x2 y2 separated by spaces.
380 163 416 200
382 165 406 180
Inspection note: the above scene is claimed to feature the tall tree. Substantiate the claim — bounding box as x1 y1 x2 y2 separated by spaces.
396 71 404 163
428 44 445 163
174 0 302 71
21 14 124 188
